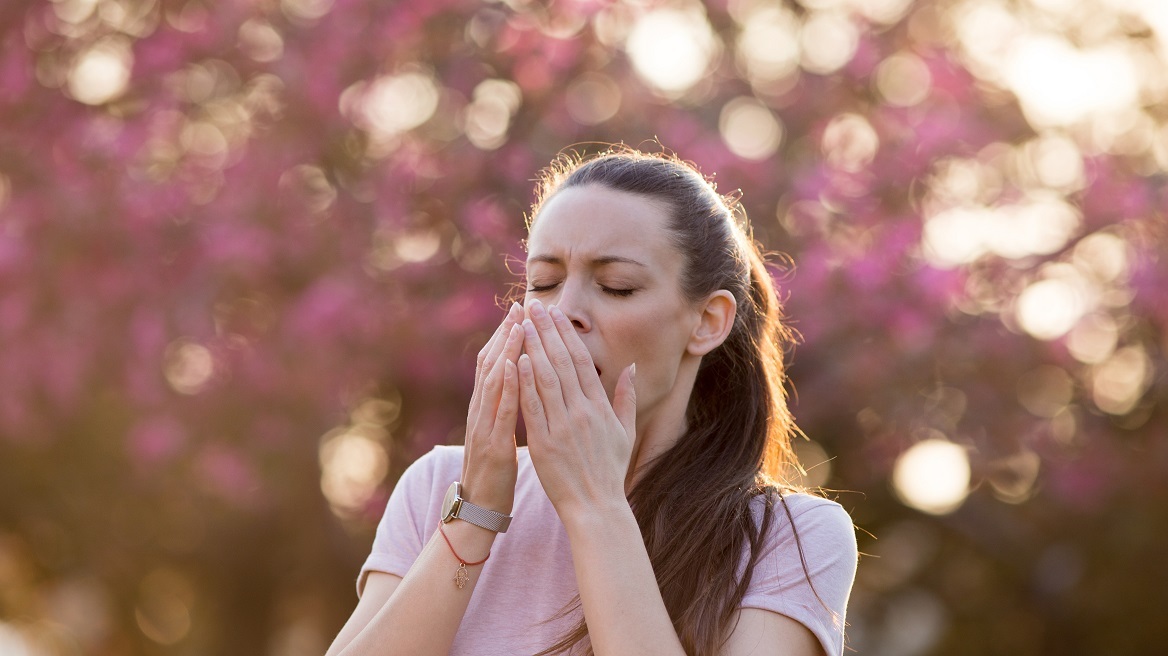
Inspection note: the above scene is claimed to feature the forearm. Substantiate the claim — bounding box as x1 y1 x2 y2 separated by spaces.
561 500 687 656
332 521 496 656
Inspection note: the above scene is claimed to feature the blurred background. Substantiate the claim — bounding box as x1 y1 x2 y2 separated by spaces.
1 0 1166 653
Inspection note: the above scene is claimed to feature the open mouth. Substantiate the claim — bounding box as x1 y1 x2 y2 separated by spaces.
594 365 602 377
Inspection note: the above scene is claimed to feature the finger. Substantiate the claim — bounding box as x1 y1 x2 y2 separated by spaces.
471 322 524 438
548 304 606 400
612 363 637 444
470 302 523 420
521 318 568 422
527 299 584 404
488 360 520 447
517 353 549 440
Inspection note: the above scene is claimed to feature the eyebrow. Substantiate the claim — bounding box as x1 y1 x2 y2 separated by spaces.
527 254 647 268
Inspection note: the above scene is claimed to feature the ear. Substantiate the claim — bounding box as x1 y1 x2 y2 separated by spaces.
686 290 736 356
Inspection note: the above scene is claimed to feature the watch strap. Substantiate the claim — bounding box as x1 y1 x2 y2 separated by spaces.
455 498 512 533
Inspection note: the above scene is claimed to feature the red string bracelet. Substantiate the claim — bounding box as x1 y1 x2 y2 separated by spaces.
438 523 490 589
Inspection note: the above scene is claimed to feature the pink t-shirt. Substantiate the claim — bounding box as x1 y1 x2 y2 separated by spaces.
358 446 858 655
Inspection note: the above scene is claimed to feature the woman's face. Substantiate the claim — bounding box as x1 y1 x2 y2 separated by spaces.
523 184 703 419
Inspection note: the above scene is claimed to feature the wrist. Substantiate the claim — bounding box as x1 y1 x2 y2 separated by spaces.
559 495 634 537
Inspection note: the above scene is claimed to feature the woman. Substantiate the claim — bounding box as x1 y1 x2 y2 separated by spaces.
327 147 858 656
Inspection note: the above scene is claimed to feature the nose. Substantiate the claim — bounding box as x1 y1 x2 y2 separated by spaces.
537 280 590 333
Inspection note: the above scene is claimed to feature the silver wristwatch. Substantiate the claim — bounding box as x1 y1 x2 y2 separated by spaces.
440 482 512 533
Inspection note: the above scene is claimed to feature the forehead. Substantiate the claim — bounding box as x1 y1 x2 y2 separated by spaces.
526 185 678 263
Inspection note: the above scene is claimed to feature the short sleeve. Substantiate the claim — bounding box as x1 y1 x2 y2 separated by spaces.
739 494 858 656
355 446 443 598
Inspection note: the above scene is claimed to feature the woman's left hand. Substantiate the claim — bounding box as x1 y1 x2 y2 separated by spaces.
517 299 637 516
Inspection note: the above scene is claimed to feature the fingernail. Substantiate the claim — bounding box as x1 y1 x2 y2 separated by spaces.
510 301 522 318
549 305 566 323
630 363 636 383
523 319 537 336
530 300 546 318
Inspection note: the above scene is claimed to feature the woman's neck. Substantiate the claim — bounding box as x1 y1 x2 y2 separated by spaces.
624 354 701 493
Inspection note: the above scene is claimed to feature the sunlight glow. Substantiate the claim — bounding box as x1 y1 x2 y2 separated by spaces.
922 194 1080 268
800 11 859 75
719 97 783 161
464 79 522 150
346 72 440 140
893 439 971 515
1015 275 1091 340
735 6 801 84
68 38 133 105
319 428 389 516
1005 35 1139 127
626 8 718 95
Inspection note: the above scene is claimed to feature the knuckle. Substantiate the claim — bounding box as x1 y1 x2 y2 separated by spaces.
572 350 592 367
538 371 559 388
551 351 573 369
568 409 590 428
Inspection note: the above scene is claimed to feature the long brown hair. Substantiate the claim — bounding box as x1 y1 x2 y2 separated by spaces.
525 146 815 655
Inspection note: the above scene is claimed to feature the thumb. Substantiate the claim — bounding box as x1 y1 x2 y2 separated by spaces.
612 363 637 442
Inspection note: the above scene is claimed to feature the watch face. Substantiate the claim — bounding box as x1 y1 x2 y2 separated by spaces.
441 481 460 523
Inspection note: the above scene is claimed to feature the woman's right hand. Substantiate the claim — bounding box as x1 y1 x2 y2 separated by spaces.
460 301 525 515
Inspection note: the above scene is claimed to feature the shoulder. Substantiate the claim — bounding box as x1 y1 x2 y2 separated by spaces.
751 491 857 553
391 445 464 498
741 491 858 656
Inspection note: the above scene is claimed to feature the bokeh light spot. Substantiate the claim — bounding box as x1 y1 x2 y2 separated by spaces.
135 569 194 645
1073 231 1128 283
876 52 932 107
1015 275 1089 340
238 19 284 63
719 97 783 161
1067 312 1119 364
922 194 1080 268
348 72 440 140
626 8 718 95
464 79 521 150
800 11 859 75
281 0 334 23
893 439 971 515
163 339 214 395
565 73 621 126
1026 132 1084 191
319 428 389 517
67 37 133 105
1091 346 1151 415
1005 35 1139 128
792 438 833 489
735 5 800 84
822 113 878 171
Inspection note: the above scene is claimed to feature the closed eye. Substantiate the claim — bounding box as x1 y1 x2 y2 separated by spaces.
526 282 636 298
601 286 635 297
